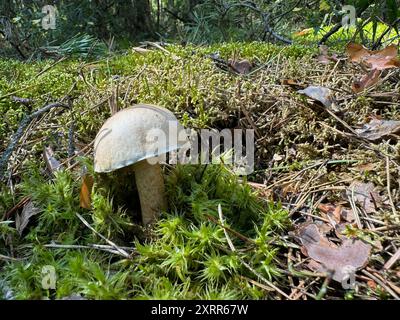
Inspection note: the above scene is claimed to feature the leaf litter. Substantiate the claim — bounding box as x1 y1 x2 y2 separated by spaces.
347 43 400 92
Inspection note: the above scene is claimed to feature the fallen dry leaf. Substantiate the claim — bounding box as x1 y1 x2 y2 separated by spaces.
317 45 339 64
347 43 371 63
296 223 371 282
298 86 333 107
347 43 400 70
347 43 400 92
318 203 355 224
352 69 381 93
15 201 41 235
43 146 63 174
355 119 400 141
347 181 382 214
80 174 94 209
318 203 356 240
227 59 253 74
281 182 300 196
365 46 400 70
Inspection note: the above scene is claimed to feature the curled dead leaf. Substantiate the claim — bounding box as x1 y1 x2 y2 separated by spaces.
281 79 304 90
318 203 355 224
80 174 94 209
367 279 377 290
318 203 356 240
43 146 63 174
352 69 381 93
296 223 371 282
15 201 41 235
227 59 253 74
347 43 371 63
347 43 400 70
298 86 333 107
317 45 339 64
355 163 376 173
355 119 400 141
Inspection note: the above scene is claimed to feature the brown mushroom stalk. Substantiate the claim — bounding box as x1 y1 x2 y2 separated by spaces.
133 158 167 225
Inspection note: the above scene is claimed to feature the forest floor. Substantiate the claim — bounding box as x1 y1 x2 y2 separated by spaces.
0 42 399 300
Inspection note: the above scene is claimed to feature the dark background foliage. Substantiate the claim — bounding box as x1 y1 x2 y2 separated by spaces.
0 1 399 57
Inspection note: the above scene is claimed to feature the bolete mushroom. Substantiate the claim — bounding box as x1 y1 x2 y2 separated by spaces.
94 104 187 225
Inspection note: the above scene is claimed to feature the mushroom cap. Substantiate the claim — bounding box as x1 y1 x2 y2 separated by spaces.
94 104 187 173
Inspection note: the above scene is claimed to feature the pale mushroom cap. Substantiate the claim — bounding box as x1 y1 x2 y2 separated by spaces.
94 104 187 173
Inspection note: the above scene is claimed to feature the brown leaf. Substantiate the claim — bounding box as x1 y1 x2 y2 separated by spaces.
355 119 400 141
15 201 41 235
296 223 371 282
298 86 333 107
352 69 381 93
347 43 400 70
318 203 341 224
365 46 400 70
347 181 382 214
318 203 356 239
80 175 94 209
317 45 339 64
347 43 371 63
43 146 63 174
228 59 253 74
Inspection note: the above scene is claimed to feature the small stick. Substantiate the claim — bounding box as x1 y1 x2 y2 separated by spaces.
2 196 30 221
239 275 274 292
386 156 399 222
349 186 363 229
68 123 76 164
370 225 400 232
383 247 400 271
0 254 23 261
58 140 95 168
39 243 136 257
75 213 131 259
10 96 34 106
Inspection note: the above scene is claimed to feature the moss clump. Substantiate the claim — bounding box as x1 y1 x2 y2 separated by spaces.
0 160 289 300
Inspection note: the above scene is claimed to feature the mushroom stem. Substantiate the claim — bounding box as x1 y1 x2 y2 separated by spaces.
134 158 167 225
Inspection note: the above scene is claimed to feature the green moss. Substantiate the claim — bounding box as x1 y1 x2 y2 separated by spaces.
0 159 289 299
3 38 393 299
